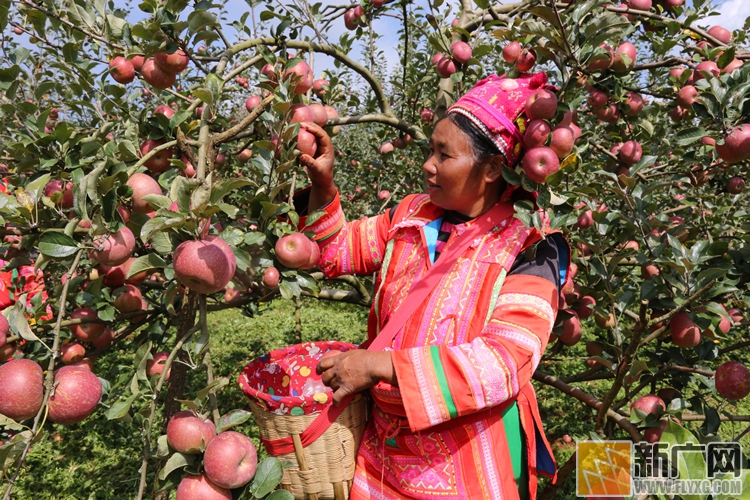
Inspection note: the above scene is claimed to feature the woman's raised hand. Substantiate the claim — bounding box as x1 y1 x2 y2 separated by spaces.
299 122 336 210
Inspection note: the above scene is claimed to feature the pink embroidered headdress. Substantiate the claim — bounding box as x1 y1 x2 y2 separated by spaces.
447 72 555 168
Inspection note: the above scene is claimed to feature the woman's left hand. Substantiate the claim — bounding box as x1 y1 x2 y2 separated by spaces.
316 350 396 406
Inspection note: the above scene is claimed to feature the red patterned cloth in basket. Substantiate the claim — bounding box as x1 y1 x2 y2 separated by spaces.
239 341 357 416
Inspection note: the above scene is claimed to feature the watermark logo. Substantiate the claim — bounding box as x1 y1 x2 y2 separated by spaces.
576 440 743 497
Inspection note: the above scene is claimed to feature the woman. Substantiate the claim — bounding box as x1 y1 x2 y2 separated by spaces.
298 72 567 500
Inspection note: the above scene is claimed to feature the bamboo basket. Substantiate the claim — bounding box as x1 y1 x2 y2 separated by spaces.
248 394 367 500
240 341 367 500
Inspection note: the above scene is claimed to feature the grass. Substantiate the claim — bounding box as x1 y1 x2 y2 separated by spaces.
5 298 750 499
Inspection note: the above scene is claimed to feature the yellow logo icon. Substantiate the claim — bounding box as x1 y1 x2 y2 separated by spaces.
576 441 633 497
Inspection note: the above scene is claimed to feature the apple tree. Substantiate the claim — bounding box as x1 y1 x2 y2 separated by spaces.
0 0 749 498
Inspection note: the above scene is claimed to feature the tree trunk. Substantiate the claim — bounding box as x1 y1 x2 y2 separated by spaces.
153 292 199 500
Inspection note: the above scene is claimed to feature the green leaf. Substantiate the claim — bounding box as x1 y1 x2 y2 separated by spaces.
105 392 138 420
38 232 79 258
8 302 40 344
0 0 10 33
118 140 140 161
196 377 229 403
187 9 219 34
210 178 254 204
216 410 253 433
249 458 284 498
193 88 213 107
127 253 167 278
26 173 52 204
674 126 708 146
169 110 191 129
158 452 195 480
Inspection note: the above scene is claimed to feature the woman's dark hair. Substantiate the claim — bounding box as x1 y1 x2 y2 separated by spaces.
444 112 504 166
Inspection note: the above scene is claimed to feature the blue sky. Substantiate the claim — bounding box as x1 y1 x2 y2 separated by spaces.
108 0 747 77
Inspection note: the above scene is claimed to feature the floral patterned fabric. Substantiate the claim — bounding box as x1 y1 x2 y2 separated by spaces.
240 341 357 416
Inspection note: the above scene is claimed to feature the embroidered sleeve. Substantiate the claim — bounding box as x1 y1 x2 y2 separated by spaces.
391 274 559 433
299 190 392 278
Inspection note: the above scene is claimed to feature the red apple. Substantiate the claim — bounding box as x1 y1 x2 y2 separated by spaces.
140 139 174 173
245 95 262 113
436 57 457 78
630 394 665 417
167 410 216 454
203 431 258 489
147 352 170 379
670 312 701 348
275 233 315 269
708 25 731 45
669 105 690 122
525 89 558 121
61 342 86 365
624 92 644 116
48 365 102 424
45 180 74 208
728 308 743 323
629 0 652 9
619 140 642 166
344 7 366 30
523 119 551 149
130 55 144 72
0 359 44 421
323 106 341 135
612 42 636 73
642 264 660 279
93 328 115 349
309 103 328 127
577 296 596 319
262 266 280 289
420 108 434 123
117 205 131 224
215 153 226 167
550 126 574 158
378 190 390 200
560 312 582 346
715 361 750 400
312 78 329 97
378 142 394 155
173 239 237 295
643 418 669 443
595 311 615 329
727 177 745 194
154 49 189 74
522 146 560 183
721 58 743 74
69 307 106 342
676 85 699 108
0 342 16 362
515 49 536 72
296 129 318 157
109 56 135 84
141 58 177 89
113 284 143 314
451 41 472 64
288 104 314 124
71 357 95 372
595 103 621 123
238 149 252 164
715 125 750 164
91 227 136 267
694 60 720 80
576 210 594 229
588 44 613 71
175 473 230 500
153 105 174 119
669 66 686 80
502 42 522 63
587 89 609 109
284 60 314 95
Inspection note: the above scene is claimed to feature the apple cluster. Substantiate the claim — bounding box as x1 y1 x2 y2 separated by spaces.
431 41 474 78
109 49 190 90
343 0 385 31
167 411 259 500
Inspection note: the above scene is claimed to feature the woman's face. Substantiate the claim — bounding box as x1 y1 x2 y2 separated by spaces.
422 118 501 217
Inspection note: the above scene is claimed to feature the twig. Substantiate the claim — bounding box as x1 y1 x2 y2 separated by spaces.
199 297 220 426
213 94 274 144
135 324 200 500
534 369 642 442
